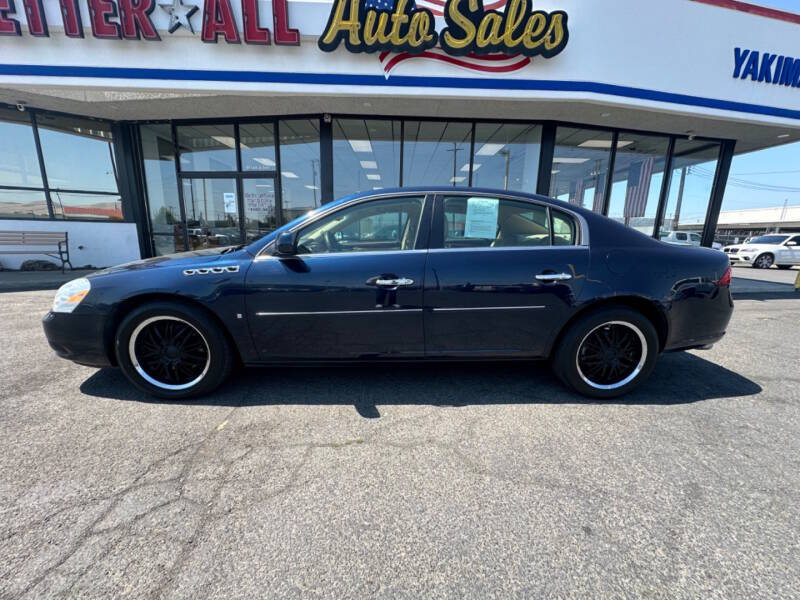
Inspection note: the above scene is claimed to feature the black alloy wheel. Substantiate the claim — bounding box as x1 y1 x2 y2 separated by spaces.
576 322 645 388
116 301 234 399
551 306 659 399
130 317 210 389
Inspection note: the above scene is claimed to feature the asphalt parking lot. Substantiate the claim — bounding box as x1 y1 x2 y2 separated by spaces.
2 291 800 598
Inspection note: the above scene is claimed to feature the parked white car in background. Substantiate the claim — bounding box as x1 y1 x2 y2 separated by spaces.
723 234 800 269
662 231 723 250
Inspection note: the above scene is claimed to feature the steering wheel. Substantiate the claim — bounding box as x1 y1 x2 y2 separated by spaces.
324 231 340 253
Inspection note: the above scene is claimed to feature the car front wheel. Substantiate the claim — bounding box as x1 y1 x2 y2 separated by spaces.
753 253 774 269
551 307 659 399
115 301 234 399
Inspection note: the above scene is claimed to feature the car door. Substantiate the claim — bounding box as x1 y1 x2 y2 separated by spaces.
423 194 589 358
785 235 800 264
245 194 431 360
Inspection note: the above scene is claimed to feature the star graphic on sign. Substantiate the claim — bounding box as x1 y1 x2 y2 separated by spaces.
158 0 199 34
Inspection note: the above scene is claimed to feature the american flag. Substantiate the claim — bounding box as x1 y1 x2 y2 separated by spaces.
365 0 531 77
624 158 655 219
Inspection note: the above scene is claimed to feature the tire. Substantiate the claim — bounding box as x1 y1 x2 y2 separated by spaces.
753 253 774 269
777 264 792 270
551 307 659 399
115 301 234 399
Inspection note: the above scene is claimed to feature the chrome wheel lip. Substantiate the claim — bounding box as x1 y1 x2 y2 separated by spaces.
129 316 211 391
575 320 648 391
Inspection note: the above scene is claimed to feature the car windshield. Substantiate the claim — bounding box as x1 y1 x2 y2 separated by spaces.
749 235 789 245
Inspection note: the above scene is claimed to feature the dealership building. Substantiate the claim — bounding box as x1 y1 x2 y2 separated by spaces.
0 0 799 268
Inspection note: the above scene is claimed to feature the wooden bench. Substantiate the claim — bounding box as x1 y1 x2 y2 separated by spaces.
0 230 73 272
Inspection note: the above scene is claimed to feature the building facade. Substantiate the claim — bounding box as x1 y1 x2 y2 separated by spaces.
1 0 799 267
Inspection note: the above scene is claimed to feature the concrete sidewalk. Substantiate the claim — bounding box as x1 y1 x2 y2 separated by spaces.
0 269 98 293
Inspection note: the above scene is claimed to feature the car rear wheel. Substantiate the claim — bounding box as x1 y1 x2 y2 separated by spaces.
115 301 234 399
551 307 659 399
753 253 774 269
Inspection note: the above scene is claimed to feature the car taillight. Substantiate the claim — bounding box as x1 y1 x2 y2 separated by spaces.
716 266 732 287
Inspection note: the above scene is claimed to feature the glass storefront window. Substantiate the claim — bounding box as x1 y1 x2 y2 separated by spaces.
240 123 276 172
659 140 721 240
607 133 670 235
0 108 43 188
243 177 277 242
403 121 472 187
550 127 613 212
176 124 237 172
0 188 49 219
182 178 241 248
37 114 118 193
152 234 185 256
471 123 541 193
279 119 321 222
140 124 181 237
333 119 400 198
50 192 123 220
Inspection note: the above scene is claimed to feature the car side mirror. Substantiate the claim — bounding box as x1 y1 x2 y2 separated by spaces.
276 231 298 256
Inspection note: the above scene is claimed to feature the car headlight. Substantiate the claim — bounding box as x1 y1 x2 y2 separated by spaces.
52 278 91 314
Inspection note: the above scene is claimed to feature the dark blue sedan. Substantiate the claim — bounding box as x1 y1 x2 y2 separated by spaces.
43 188 733 399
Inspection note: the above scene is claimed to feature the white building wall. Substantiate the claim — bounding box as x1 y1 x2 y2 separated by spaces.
0 220 140 270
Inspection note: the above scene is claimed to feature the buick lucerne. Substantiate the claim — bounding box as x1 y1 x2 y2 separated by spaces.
43 189 734 400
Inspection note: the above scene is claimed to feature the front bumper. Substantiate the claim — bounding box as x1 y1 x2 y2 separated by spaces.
42 311 114 368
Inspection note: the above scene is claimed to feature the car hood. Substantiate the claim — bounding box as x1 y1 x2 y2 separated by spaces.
90 246 250 276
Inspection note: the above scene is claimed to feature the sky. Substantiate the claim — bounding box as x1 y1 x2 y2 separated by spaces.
721 143 800 212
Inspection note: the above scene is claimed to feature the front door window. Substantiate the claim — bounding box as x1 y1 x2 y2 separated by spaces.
296 196 425 254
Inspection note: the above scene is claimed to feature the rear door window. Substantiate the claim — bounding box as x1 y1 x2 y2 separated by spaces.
443 196 552 248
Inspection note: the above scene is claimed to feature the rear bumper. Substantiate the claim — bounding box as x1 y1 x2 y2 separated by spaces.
664 286 734 352
42 311 113 368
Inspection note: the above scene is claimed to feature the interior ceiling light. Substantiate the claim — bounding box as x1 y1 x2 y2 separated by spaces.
304 184 320 190
552 157 591 164
462 163 480 172
450 176 466 183
253 157 276 167
360 160 378 169
366 173 381 180
578 140 633 149
475 143 506 156
349 140 373 153
282 171 298 178
211 136 236 149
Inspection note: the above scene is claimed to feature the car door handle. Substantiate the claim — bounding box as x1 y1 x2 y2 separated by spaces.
535 273 573 282
375 277 415 287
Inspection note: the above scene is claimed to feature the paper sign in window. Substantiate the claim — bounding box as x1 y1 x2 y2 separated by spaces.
464 197 499 239
223 192 237 214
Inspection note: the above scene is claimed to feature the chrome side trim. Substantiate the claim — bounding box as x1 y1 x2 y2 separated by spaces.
256 309 423 316
431 306 546 312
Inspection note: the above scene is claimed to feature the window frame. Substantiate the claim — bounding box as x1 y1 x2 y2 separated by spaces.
428 192 588 251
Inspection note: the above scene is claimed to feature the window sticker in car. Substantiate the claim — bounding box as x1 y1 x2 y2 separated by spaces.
464 197 499 239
